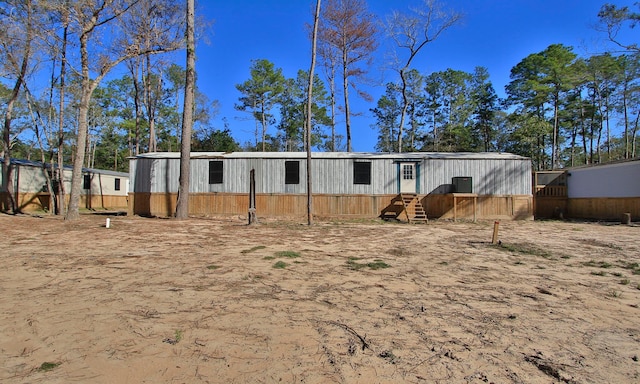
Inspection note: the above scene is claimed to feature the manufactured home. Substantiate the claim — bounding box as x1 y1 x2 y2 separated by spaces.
129 152 533 221
0 158 129 212
535 158 640 220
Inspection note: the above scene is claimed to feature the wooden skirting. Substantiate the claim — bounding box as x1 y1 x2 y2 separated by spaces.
0 192 128 213
129 192 534 220
534 196 568 219
129 193 398 218
568 197 640 221
81 194 128 211
423 194 533 220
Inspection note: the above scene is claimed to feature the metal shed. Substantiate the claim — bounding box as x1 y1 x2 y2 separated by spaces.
128 152 533 220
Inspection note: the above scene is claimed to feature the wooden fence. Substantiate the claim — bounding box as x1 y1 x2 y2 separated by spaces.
568 198 640 221
535 185 567 197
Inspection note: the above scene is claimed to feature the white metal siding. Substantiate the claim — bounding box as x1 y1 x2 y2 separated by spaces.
568 161 640 198
423 159 531 195
138 154 532 196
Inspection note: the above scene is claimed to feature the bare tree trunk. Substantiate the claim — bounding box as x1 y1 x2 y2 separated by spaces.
175 0 195 219
605 97 611 161
2 78 20 214
632 110 639 158
66 85 93 220
252 99 259 149
319 43 338 151
66 20 99 220
552 95 559 169
131 59 142 154
597 119 603 164
145 53 157 152
32 116 55 214
342 52 351 152
329 73 337 151
2 123 17 214
397 68 409 152
57 17 69 215
261 104 267 152
580 106 588 165
23 84 56 213
2 0 32 214
306 0 321 226
623 83 630 159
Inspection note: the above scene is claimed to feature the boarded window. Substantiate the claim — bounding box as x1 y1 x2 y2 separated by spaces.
209 161 223 184
285 161 300 184
83 174 91 189
353 162 371 185
114 178 121 191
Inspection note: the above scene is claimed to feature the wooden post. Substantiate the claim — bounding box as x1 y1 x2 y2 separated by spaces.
248 169 257 225
622 212 631 225
492 221 500 244
453 195 457 222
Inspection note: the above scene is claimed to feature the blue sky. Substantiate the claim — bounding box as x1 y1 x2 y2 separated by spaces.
195 0 633 151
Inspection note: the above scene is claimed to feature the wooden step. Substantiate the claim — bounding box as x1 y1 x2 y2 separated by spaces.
401 193 427 224
380 194 428 223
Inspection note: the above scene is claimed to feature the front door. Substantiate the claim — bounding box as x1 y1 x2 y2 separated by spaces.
399 163 416 193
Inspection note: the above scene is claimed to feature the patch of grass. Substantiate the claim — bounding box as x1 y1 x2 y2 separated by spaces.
346 259 391 271
621 262 640 275
591 270 607 276
621 279 630 285
613 272 623 277
164 330 184 345
584 260 613 268
240 245 267 254
379 350 397 364
583 260 598 267
273 261 288 269
38 362 60 372
275 251 301 258
346 260 366 270
263 256 275 260
369 260 391 270
438 261 449 265
175 329 183 343
495 242 553 259
609 290 622 298
582 239 623 250
206 265 220 270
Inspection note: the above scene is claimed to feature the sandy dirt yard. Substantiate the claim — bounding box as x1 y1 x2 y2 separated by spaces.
0 213 639 384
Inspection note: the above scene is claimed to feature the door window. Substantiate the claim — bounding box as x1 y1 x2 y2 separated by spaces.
403 164 414 180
